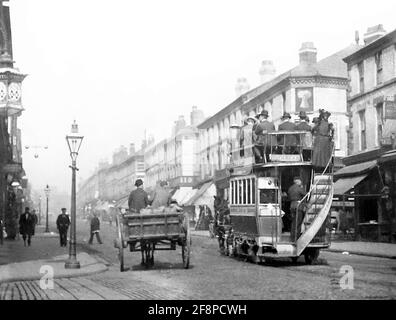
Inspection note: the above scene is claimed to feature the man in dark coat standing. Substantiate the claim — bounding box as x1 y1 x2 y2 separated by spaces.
278 112 297 154
296 111 312 161
254 110 275 162
88 212 102 244
128 179 149 213
56 208 70 247
19 207 36 246
288 177 307 242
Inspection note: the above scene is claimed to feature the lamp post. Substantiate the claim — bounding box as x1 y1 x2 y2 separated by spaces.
44 185 50 232
65 120 84 269
38 196 42 225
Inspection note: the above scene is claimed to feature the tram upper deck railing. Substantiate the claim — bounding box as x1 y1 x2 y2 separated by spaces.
231 130 313 166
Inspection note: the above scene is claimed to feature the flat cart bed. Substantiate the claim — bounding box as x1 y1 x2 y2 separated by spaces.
114 210 191 271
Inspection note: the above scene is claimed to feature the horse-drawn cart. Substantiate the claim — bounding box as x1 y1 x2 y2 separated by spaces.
114 208 191 271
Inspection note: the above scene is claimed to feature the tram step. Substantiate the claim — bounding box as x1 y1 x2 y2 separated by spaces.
307 205 324 214
313 174 331 180
309 196 327 204
309 193 329 203
311 186 331 194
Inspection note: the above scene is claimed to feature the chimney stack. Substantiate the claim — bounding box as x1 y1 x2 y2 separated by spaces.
363 24 386 45
235 77 250 97
299 42 317 66
259 60 276 84
355 30 360 45
129 143 135 156
190 106 205 126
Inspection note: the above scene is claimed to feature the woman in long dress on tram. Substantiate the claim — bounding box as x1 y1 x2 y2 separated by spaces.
312 110 334 173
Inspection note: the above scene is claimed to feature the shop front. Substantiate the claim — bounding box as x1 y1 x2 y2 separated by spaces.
334 159 395 242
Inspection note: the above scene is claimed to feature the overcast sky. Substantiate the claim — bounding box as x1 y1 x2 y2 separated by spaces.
8 0 396 195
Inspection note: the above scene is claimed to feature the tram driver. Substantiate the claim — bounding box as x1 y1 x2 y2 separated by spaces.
288 177 307 242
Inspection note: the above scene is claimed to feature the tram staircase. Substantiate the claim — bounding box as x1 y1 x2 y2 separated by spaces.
295 174 333 255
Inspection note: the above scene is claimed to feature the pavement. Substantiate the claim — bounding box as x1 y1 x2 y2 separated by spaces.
0 225 108 284
190 230 396 259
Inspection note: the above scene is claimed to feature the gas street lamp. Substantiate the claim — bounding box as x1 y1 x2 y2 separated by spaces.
38 196 42 225
44 184 50 232
65 120 84 269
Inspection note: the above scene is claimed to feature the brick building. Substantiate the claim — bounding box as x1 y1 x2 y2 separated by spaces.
337 25 396 242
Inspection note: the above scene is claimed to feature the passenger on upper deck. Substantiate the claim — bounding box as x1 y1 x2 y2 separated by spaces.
240 116 256 158
254 110 275 162
296 111 311 131
278 112 297 154
296 111 312 161
312 109 334 173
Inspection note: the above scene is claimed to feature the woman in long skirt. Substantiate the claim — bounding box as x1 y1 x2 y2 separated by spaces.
312 110 334 173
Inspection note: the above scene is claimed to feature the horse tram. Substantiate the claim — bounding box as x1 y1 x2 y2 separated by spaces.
114 206 191 271
216 123 334 264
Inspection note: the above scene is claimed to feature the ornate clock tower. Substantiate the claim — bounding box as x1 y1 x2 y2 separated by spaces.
0 0 27 239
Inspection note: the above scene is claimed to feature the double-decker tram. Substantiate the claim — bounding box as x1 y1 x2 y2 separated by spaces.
224 123 333 264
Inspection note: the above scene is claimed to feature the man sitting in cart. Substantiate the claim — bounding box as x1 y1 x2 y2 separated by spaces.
128 179 150 213
151 180 171 209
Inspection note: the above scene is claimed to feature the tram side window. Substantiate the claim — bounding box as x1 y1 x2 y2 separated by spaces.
230 181 234 204
247 179 251 204
242 180 247 204
252 179 256 204
238 180 241 204
231 178 256 205
259 189 278 204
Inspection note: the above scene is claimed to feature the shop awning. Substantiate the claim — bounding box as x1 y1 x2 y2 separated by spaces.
334 160 377 178
114 196 129 209
185 182 215 206
172 187 193 205
379 150 396 164
334 174 368 195
179 189 198 206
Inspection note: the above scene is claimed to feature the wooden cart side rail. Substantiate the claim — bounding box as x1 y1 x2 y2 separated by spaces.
128 233 185 240
123 212 182 219
127 221 180 227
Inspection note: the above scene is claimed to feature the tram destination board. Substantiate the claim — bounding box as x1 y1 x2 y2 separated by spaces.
269 154 302 162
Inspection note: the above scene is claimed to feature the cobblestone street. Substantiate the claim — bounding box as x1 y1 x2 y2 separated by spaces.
1 219 395 300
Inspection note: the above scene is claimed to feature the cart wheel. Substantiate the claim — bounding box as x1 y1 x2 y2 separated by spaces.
116 215 125 272
182 226 191 269
304 248 320 265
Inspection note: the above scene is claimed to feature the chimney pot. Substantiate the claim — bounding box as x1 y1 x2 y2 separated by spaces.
299 42 317 66
259 60 276 84
363 24 386 45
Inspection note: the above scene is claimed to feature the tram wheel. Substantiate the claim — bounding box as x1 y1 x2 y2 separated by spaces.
304 248 320 265
291 257 299 264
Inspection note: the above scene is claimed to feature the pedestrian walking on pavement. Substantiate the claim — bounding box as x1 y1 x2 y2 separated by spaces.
88 212 102 244
19 207 36 246
31 209 38 235
56 208 70 247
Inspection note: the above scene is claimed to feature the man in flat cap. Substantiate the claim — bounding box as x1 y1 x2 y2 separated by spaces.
128 179 149 213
